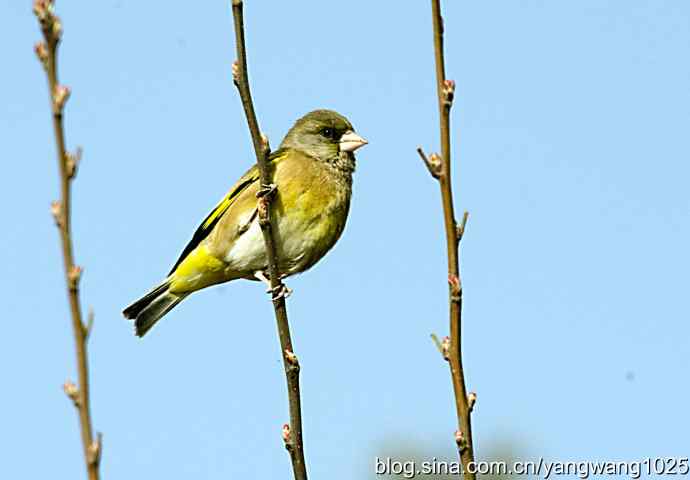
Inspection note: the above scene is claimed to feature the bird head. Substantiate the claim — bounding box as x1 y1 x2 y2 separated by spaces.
280 110 367 168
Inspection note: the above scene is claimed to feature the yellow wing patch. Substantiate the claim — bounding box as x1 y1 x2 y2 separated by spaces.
168 151 289 276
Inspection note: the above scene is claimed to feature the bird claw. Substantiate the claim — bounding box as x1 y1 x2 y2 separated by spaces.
254 271 292 300
271 284 292 300
257 183 277 199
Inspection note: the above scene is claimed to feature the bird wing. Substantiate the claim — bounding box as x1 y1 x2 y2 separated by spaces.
167 150 288 275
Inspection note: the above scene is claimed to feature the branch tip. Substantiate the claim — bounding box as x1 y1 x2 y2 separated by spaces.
416 147 442 179
84 307 95 338
456 211 469 242
430 333 443 354
32 0 52 24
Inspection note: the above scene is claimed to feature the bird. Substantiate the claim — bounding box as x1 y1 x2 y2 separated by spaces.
123 110 367 337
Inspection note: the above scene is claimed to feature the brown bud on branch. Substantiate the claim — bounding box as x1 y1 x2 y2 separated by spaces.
66 147 82 179
455 429 468 453
50 200 63 228
231 60 240 86
87 433 102 467
63 380 80 407
68 265 83 291
442 79 456 109
468 392 477 412
282 423 292 449
441 336 451 361
260 133 270 155
448 274 462 303
285 349 299 366
417 147 443 179
53 85 70 113
34 42 49 69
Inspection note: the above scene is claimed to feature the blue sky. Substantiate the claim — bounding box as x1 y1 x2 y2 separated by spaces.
1 0 689 478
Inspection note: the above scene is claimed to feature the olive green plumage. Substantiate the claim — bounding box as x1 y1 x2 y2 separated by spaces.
123 110 367 336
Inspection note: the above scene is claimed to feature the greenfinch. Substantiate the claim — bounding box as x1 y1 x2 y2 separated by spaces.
123 110 367 336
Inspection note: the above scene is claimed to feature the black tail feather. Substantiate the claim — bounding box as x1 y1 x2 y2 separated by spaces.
123 280 186 337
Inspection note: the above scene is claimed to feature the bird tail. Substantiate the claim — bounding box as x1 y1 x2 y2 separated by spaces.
123 280 187 337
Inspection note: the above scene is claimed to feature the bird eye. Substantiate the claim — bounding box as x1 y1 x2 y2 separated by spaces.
321 127 336 139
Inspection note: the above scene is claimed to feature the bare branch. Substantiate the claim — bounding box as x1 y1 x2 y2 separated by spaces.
230 1 308 479
420 0 477 475
33 2 101 478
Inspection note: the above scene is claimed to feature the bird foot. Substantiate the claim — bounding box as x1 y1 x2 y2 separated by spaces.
256 183 277 199
271 284 292 300
254 271 292 299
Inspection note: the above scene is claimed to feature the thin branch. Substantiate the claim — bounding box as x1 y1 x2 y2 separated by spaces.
33 2 101 479
229 1 308 479
420 0 477 475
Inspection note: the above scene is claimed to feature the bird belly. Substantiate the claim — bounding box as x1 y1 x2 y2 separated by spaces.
223 206 344 278
223 219 266 275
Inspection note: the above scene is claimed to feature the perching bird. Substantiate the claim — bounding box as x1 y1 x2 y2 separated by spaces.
123 110 367 336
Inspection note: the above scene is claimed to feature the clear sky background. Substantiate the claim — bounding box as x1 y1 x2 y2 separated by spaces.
1 0 689 478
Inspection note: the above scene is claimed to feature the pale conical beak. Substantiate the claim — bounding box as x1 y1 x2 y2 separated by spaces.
339 131 368 153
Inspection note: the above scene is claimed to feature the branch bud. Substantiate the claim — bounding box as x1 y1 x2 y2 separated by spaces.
468 391 477 412
442 79 456 108
281 423 291 446
63 380 80 406
441 336 450 361
53 84 71 112
51 16 63 41
34 42 49 69
260 133 270 155
416 147 443 179
87 433 102 467
68 265 83 291
428 153 443 174
32 0 51 22
455 429 468 452
448 274 462 303
50 200 63 227
66 147 82 179
231 60 240 86
284 349 299 366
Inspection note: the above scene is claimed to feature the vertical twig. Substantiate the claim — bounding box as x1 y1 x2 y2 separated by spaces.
419 0 477 476
229 1 308 479
33 2 101 479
